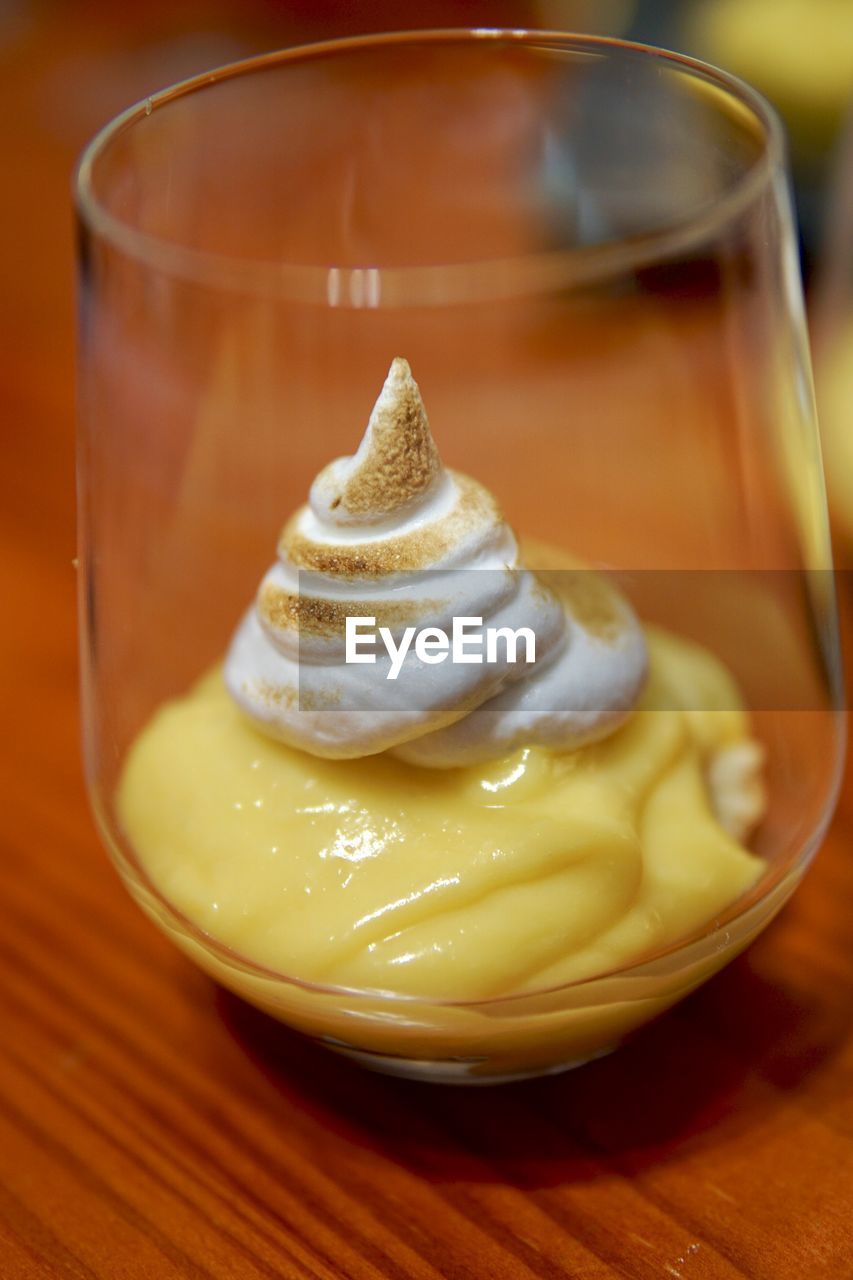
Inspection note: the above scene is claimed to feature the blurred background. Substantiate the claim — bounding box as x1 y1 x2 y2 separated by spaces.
1 11 850 1272
2 0 853 733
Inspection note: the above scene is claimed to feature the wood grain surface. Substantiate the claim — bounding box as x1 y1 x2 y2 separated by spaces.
2 5 852 1277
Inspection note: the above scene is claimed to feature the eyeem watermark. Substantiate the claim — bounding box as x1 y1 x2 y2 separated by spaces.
345 616 536 681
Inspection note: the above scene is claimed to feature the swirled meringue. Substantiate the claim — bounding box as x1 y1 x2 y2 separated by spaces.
224 358 648 764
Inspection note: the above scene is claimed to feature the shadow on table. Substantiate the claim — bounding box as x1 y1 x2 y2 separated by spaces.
215 928 850 1189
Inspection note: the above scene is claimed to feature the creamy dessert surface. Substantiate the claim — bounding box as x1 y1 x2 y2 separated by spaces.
117 358 766 1004
119 626 763 1000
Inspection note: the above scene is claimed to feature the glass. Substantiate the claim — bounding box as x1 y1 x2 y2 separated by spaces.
75 30 844 1084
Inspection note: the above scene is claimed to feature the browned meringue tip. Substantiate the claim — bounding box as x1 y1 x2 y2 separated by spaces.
313 357 443 524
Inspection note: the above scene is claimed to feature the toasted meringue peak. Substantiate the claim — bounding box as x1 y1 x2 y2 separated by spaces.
310 358 443 527
224 360 648 763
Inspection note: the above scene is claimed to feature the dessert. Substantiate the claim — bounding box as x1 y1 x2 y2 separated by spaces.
118 360 766 1013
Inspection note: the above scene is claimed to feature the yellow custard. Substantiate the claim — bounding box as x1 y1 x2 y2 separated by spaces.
117 627 763 1002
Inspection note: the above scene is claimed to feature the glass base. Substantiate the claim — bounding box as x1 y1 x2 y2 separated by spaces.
320 1038 618 1084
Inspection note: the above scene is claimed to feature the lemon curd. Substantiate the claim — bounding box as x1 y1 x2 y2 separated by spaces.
117 627 763 1003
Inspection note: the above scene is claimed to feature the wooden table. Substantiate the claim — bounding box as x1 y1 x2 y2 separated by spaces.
3 7 852 1277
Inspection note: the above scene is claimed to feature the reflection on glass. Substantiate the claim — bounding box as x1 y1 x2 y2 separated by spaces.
76 31 843 1083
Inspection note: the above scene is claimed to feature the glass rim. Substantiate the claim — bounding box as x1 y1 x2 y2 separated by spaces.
73 27 787 307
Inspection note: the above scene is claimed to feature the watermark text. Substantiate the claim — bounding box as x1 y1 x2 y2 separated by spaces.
345 616 536 680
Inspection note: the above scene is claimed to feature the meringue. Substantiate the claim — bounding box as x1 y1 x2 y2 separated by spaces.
225 358 648 765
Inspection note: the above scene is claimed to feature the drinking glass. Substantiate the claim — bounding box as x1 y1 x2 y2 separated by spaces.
75 30 844 1083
